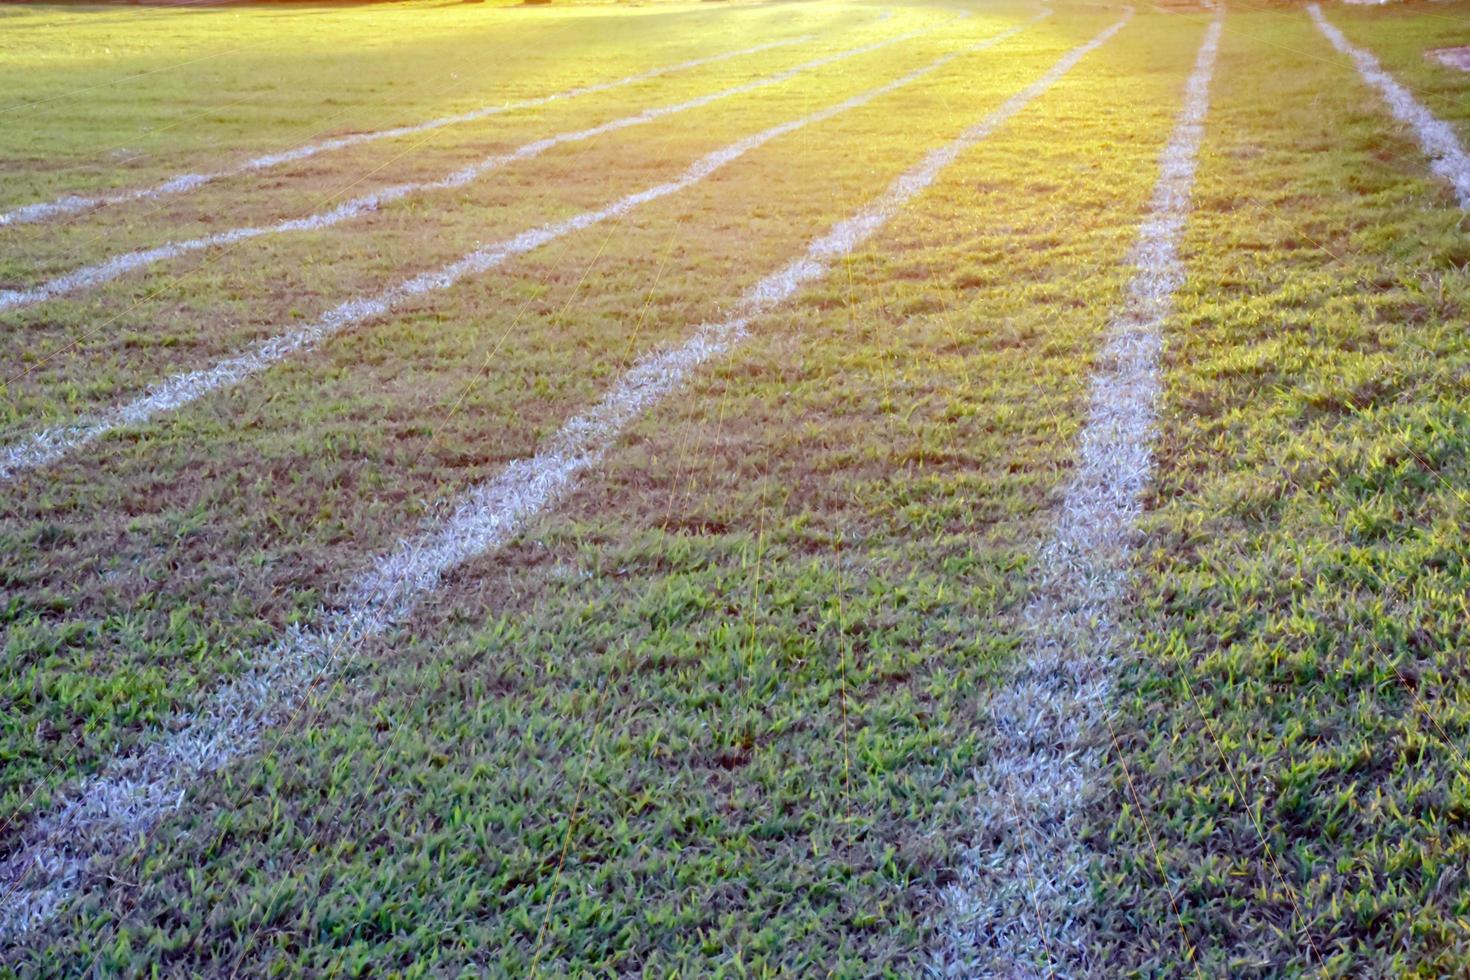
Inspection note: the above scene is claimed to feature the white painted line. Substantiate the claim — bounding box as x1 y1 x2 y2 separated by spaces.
0 18 980 483
1310 3 1470 209
0 25 936 313
0 36 815 229
927 11 1220 978
0 9 1125 942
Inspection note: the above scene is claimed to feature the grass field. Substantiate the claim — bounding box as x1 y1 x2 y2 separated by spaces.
0 0 1467 974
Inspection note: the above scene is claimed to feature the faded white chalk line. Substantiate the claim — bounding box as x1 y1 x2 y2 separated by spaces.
0 26 935 313
0 35 814 229
1310 3 1470 209
0 17 990 483
927 10 1219 979
0 8 1120 942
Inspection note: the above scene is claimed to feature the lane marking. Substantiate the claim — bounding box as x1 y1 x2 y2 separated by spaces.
1310 3 1470 209
927 12 1220 978
0 18 982 484
0 35 815 228
0 9 1126 943
0 26 937 313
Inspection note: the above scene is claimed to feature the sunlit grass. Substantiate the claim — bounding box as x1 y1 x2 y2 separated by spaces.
1 0 1468 972
1094 5 1470 973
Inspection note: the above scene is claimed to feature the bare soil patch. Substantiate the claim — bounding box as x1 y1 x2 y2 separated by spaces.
1428 46 1470 72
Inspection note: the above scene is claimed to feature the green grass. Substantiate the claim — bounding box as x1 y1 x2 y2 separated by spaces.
1091 5 1470 975
1 0 1468 973
0 1 837 199
0 0 1066 838
1325 0 1470 144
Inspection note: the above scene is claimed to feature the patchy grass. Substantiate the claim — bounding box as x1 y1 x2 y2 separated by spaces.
0 0 1064 837
2 0 1470 973
1322 0 1470 142
1 0 1206 970
0 0 840 203
1091 5 1470 975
